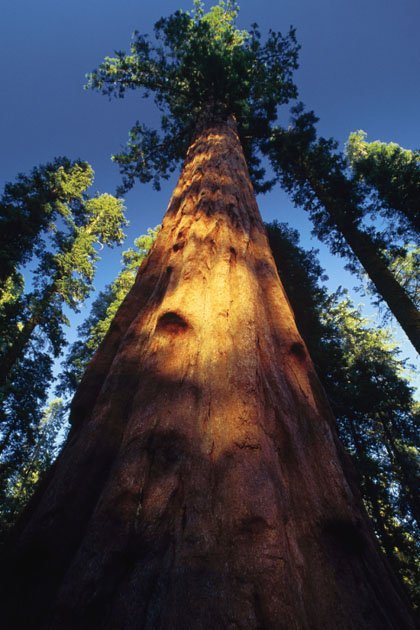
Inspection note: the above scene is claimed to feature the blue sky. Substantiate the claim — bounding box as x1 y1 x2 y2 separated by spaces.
1 0 419 389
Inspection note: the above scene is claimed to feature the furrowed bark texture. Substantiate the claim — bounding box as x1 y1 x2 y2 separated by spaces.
2 118 415 629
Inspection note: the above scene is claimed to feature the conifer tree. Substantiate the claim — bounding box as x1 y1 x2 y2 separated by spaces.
0 161 126 501
0 159 94 289
0 171 126 390
346 131 420 233
267 106 420 353
0 399 67 537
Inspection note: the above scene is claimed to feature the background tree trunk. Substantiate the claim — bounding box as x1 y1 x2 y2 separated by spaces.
2 117 415 629
0 283 56 390
304 172 420 355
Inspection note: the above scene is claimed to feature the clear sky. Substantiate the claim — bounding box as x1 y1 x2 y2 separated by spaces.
1 0 419 387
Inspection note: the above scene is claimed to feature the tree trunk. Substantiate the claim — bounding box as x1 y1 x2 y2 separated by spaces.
380 417 420 525
0 316 37 388
1 116 415 629
0 285 55 391
304 173 420 354
297 171 420 354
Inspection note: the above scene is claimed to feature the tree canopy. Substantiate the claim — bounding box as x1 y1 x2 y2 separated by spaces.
0 159 94 290
86 0 299 192
347 130 420 233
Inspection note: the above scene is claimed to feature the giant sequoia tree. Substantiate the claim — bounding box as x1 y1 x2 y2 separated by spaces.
2 3 416 628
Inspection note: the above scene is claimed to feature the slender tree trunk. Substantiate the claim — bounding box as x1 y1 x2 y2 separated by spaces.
0 317 37 387
0 285 55 390
345 416 408 579
380 418 420 525
1 116 415 629
303 173 420 354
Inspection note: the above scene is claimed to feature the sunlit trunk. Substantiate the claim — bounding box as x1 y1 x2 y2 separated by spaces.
2 116 415 629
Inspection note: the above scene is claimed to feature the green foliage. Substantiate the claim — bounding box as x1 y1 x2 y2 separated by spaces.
58 226 159 397
86 1 299 192
388 244 419 308
35 192 127 310
347 130 420 233
267 220 420 608
319 297 420 603
0 164 127 376
0 161 128 527
354 242 420 321
0 159 94 289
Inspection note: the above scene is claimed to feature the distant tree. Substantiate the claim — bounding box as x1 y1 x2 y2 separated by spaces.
0 344 53 478
267 106 420 353
0 186 126 391
0 399 67 538
0 162 126 504
0 273 54 485
387 244 419 308
346 131 420 233
352 242 419 324
319 297 420 607
0 159 94 289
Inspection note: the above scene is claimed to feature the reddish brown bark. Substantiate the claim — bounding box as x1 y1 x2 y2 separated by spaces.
2 117 415 629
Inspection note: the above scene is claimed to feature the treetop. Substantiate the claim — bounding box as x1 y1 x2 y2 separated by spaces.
86 1 299 193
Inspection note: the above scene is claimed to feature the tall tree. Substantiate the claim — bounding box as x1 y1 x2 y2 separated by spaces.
0 342 53 479
267 106 420 354
0 399 67 537
61 216 420 607
2 4 415 628
0 163 126 493
0 285 56 488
